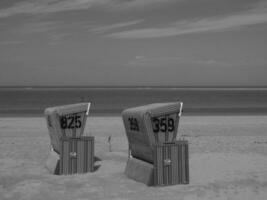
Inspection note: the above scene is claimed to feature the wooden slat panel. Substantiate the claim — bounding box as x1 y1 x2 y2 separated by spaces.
184 143 189 184
69 140 73 174
91 139 95 171
60 137 94 175
77 139 82 173
154 141 189 186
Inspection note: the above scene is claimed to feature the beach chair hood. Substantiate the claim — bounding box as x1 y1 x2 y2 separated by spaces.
44 102 90 153
122 102 183 163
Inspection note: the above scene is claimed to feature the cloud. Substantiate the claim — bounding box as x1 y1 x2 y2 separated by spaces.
0 0 175 18
100 0 175 10
108 13 267 39
126 56 183 67
125 56 253 68
0 41 24 45
48 33 72 45
0 0 93 18
107 1 267 39
91 20 144 33
20 21 60 34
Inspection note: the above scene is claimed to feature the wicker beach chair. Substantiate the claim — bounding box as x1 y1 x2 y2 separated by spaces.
122 102 189 186
44 103 95 175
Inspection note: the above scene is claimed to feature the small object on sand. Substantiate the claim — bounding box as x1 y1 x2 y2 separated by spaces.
108 135 112 152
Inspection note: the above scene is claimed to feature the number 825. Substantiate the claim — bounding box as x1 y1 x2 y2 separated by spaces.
60 115 82 129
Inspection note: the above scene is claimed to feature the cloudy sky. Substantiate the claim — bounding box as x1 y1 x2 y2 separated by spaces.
0 0 267 86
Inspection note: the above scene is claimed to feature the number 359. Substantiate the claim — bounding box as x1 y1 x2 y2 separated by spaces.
152 117 174 133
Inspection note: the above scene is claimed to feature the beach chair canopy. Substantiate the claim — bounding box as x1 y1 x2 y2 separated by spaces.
44 103 90 153
122 101 183 163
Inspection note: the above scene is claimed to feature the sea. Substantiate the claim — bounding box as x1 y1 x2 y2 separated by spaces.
1 87 267 116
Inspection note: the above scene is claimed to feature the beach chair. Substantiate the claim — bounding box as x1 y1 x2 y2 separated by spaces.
122 102 189 186
44 103 95 175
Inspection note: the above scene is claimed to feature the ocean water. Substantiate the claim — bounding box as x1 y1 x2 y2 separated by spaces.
1 87 267 116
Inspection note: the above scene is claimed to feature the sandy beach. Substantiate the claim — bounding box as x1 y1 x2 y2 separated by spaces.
0 115 267 200
1 0 267 198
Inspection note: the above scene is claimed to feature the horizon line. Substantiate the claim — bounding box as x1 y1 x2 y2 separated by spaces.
1 85 267 89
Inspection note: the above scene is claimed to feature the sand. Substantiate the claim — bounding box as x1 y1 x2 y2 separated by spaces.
0 115 267 200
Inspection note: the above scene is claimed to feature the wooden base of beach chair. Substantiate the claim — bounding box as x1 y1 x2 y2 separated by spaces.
45 137 96 175
125 140 189 186
125 157 154 186
59 136 95 175
45 149 60 175
154 141 189 186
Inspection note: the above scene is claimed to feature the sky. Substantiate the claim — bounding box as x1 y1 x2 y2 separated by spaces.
0 0 267 87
